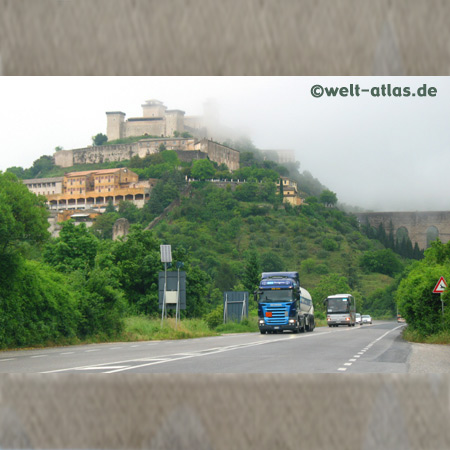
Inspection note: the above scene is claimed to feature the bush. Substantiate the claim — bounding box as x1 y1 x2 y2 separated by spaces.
360 249 403 276
314 264 330 275
205 304 224 329
396 264 450 336
322 238 339 251
0 259 79 348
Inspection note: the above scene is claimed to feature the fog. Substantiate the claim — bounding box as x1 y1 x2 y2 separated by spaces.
0 76 448 212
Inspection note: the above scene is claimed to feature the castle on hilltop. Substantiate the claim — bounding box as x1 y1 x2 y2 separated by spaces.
106 99 209 141
54 98 240 171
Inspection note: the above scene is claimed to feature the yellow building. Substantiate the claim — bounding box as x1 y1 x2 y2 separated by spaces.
46 168 152 211
276 177 303 206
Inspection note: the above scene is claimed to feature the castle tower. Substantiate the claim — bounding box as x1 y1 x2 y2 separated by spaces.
106 111 125 141
142 99 166 118
165 110 185 136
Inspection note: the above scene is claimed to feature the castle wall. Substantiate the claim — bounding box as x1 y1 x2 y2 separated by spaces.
66 145 138 166
174 150 208 163
54 139 240 171
165 111 184 136
197 140 240 171
124 120 166 138
54 150 74 167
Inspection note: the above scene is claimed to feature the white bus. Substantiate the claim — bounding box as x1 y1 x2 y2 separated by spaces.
325 294 356 327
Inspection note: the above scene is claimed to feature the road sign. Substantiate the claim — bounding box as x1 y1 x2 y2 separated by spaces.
160 245 172 263
432 276 448 294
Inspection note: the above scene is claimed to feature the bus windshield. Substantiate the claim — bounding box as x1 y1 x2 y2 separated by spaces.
327 298 350 313
259 289 294 303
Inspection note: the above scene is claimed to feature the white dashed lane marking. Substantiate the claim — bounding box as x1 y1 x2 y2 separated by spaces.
336 325 404 372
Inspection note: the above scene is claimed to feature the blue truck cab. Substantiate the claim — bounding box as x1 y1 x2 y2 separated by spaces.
255 272 315 334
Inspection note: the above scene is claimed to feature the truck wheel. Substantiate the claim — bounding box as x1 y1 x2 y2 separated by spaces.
260 330 266 335
309 317 315 332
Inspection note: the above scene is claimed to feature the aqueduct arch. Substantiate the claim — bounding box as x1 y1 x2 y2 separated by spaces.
356 211 450 250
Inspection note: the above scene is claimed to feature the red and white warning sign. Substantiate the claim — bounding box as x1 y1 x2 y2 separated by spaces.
432 276 448 294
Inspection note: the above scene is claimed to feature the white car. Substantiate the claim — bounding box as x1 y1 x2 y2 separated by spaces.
355 313 362 325
362 315 372 324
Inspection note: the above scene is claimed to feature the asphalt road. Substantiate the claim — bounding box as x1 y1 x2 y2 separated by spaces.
0 321 416 374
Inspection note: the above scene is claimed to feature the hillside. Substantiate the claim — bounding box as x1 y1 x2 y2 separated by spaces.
7 142 405 320
150 181 399 318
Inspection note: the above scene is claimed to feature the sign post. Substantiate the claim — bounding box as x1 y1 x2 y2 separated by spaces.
160 245 172 328
432 276 448 317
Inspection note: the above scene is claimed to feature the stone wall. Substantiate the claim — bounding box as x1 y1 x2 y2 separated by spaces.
125 120 165 138
54 139 240 171
54 150 74 167
197 140 240 171
113 218 130 241
356 211 450 249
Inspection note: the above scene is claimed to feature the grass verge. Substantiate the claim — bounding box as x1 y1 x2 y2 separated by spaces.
122 316 216 341
402 326 450 345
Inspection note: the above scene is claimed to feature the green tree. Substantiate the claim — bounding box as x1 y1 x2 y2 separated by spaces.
191 159 216 181
233 180 260 202
105 200 116 213
301 258 316 274
214 261 238 291
396 240 450 335
260 252 284 272
44 221 99 273
92 133 108 146
184 265 211 318
118 201 140 223
146 179 180 215
111 225 162 314
396 264 450 335
319 189 338 207
22 155 55 178
242 249 261 293
0 172 49 256
0 259 79 348
91 212 119 240
77 266 126 338
6 166 25 179
359 249 403 277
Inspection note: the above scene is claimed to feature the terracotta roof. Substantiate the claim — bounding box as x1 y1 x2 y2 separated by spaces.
66 168 123 177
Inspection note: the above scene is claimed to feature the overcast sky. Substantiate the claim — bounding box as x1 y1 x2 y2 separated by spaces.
0 76 448 212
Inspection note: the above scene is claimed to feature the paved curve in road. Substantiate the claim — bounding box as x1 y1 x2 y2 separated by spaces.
0 321 413 374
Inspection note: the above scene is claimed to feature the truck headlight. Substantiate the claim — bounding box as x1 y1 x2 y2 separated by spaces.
288 319 295 325
258 320 265 326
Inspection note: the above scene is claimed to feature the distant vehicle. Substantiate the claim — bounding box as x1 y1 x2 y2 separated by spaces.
355 313 362 325
362 315 372 324
325 294 356 327
397 314 406 323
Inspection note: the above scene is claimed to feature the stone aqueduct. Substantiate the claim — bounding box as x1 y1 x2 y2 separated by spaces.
355 211 450 250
